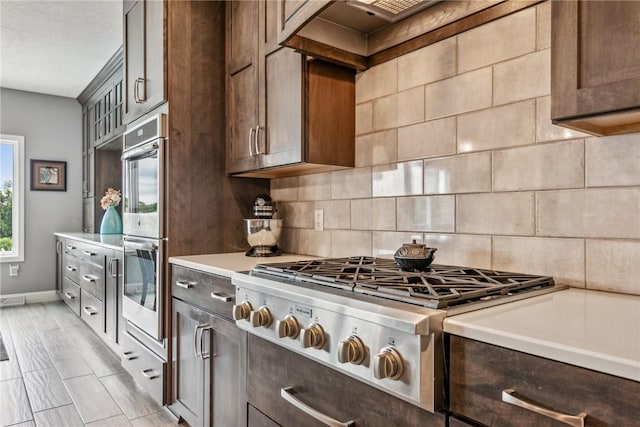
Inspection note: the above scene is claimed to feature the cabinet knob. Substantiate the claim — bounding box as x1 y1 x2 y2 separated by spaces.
300 323 326 349
372 347 404 380
250 306 273 328
276 315 300 339
337 335 366 365
232 301 253 321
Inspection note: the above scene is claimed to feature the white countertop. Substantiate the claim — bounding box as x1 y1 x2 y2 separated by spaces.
169 252 318 278
55 232 123 251
444 288 640 382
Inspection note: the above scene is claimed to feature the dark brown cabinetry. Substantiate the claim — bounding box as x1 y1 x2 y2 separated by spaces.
78 48 124 233
551 0 640 136
123 0 166 124
170 265 246 427
247 334 445 427
449 335 640 426
226 0 356 178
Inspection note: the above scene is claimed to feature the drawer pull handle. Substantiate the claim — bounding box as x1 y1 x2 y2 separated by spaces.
176 280 195 289
82 275 96 283
210 292 233 302
64 292 75 300
281 387 354 427
141 369 158 380
502 389 587 427
122 351 137 361
66 265 77 272
82 250 96 256
66 244 76 250
83 306 98 316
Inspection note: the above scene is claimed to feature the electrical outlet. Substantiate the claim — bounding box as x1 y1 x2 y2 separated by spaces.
9 264 19 276
314 208 324 231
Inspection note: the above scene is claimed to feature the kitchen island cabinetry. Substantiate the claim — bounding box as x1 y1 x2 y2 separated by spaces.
123 0 166 124
170 265 246 427
551 0 640 136
449 335 640 426
226 0 355 178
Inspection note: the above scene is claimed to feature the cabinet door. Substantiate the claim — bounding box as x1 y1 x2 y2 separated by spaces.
226 1 260 174
227 0 258 74
551 1 640 135
211 310 246 427
261 48 303 169
55 237 64 296
172 298 210 427
124 0 149 123
124 0 144 122
143 0 165 112
83 198 95 233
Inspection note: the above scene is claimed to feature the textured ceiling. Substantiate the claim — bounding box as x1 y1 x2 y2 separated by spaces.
0 0 122 99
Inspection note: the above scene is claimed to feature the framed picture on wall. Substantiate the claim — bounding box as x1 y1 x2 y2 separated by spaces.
30 159 67 191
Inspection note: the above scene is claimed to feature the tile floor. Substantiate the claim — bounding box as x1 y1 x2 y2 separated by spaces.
0 301 181 427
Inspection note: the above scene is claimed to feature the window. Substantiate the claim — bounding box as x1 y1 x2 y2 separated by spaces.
0 134 24 262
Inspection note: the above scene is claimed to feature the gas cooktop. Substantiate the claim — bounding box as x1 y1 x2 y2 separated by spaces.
253 256 556 309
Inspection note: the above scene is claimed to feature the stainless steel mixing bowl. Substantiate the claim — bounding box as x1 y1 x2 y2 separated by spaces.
244 219 283 255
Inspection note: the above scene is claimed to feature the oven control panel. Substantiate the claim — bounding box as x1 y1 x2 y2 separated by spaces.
232 280 443 413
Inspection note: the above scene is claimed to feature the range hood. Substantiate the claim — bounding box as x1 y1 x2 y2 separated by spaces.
346 0 441 24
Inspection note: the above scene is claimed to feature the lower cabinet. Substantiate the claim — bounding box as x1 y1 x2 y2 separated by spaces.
170 266 247 427
55 235 123 353
120 330 166 405
247 334 445 427
448 335 640 426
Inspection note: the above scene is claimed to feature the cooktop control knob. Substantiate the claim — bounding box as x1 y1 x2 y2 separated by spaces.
372 347 404 380
276 315 300 339
250 306 273 328
337 335 366 365
232 301 253 321
300 323 326 349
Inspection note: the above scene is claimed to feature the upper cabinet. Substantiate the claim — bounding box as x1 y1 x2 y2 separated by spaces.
551 1 640 136
124 0 166 124
77 48 125 233
226 1 355 178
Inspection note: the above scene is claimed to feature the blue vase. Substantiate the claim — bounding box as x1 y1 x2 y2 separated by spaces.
100 205 122 234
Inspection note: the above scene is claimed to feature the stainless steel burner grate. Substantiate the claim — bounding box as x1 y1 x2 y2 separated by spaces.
254 256 555 309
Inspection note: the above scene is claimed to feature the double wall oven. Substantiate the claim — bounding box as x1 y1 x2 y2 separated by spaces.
121 114 167 341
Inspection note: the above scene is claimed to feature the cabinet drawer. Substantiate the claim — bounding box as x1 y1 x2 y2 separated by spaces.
80 289 105 335
120 331 165 405
79 261 105 300
449 336 640 427
77 241 109 268
64 239 81 258
248 335 445 427
63 251 80 283
171 265 236 319
62 277 81 316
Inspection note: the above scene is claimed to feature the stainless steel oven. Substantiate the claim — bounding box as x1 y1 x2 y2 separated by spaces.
121 113 167 340
122 114 166 239
122 236 164 340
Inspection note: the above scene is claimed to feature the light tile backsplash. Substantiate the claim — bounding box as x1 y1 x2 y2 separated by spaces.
457 100 536 152
272 2 640 296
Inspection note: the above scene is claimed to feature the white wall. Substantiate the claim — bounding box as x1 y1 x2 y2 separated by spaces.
0 88 82 295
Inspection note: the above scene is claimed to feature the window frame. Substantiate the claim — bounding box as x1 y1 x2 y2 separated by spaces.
0 134 25 263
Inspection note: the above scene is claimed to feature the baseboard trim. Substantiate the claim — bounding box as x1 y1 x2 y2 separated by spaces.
0 290 60 305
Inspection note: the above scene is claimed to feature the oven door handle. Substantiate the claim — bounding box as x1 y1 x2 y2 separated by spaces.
123 239 158 251
281 387 354 427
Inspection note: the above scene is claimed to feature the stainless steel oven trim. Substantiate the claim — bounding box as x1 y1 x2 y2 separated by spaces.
122 137 165 239
123 113 167 152
122 236 165 340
